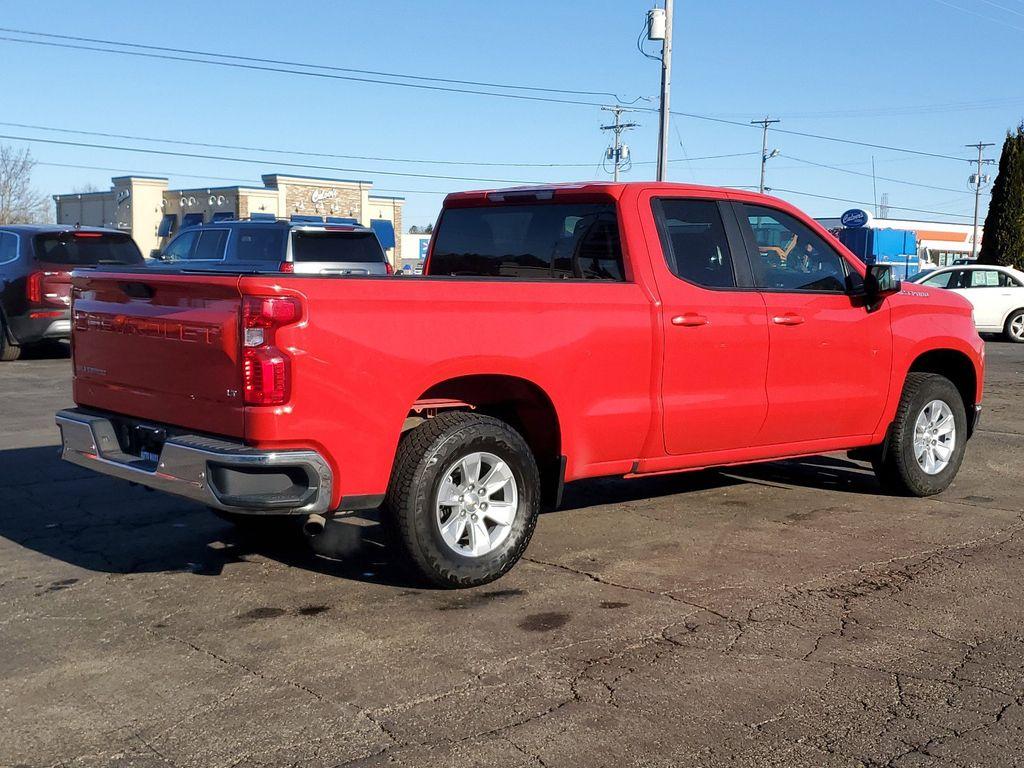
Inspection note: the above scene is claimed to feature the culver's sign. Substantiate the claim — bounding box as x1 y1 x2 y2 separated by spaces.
840 208 871 228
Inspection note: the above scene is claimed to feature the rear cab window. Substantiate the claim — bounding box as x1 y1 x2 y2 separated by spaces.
291 230 386 263
430 202 625 280
33 231 144 266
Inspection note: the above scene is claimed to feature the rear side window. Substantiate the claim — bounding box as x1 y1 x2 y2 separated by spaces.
430 203 625 280
236 227 286 261
654 199 736 288
0 232 17 264
33 231 144 266
292 230 386 263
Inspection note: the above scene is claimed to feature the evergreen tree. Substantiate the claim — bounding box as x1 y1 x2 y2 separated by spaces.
979 122 1024 269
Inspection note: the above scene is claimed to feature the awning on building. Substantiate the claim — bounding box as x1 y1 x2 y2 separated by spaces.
370 218 396 250
181 213 204 229
326 216 359 225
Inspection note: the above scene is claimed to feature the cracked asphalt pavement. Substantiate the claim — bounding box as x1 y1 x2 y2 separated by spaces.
2 342 1023 767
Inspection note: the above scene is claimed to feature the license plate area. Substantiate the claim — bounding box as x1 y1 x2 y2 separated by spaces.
109 417 168 461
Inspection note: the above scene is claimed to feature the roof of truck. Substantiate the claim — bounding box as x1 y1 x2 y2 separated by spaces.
443 181 781 205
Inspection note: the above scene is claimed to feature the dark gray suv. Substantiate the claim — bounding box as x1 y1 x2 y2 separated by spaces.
0 225 144 361
154 219 393 275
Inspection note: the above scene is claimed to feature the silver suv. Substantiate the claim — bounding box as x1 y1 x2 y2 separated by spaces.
154 219 393 275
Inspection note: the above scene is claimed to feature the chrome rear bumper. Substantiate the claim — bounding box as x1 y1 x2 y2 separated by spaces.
55 409 333 515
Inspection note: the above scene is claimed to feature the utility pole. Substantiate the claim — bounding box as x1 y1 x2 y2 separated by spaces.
966 141 994 259
751 116 780 194
649 0 673 181
600 106 639 181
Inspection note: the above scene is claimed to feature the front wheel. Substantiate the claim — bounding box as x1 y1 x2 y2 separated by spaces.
383 411 541 588
872 372 968 496
1004 309 1024 343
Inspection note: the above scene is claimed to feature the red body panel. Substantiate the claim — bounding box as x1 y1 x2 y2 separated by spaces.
69 182 984 511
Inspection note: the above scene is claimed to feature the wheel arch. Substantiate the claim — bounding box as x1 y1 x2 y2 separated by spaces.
411 374 564 505
907 348 978 434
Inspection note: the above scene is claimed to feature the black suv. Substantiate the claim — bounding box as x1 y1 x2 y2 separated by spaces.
0 225 144 361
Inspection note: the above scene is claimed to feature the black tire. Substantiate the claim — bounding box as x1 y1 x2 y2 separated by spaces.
383 411 541 588
871 372 968 497
1004 309 1024 343
0 319 21 362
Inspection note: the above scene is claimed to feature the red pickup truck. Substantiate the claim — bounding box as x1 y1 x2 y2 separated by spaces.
57 182 984 587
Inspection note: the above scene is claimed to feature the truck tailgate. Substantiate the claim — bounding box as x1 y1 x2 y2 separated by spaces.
71 272 246 437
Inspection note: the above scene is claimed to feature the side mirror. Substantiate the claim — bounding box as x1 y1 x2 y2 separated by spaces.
150 249 166 261
865 263 901 306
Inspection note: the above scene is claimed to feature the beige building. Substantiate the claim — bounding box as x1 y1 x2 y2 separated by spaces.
54 173 404 264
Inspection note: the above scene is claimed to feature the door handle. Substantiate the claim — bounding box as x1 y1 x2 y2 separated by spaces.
671 313 708 327
772 314 805 326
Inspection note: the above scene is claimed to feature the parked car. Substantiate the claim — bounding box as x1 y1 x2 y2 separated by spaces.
57 182 984 587
0 225 144 361
153 218 393 275
911 264 1024 342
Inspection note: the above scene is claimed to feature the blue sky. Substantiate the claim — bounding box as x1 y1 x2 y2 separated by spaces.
2 0 1023 227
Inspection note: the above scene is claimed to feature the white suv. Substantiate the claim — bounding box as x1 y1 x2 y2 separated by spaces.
912 264 1024 342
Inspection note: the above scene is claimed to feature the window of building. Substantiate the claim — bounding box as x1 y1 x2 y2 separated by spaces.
236 227 286 261
157 214 177 237
186 229 229 261
742 204 849 292
181 213 204 229
430 203 625 280
653 199 736 288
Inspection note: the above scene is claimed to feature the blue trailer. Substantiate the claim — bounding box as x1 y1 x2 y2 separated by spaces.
838 227 918 280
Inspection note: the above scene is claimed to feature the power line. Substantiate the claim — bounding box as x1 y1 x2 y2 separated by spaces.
0 120 756 169
926 0 1024 32
0 30 994 164
766 187 976 220
781 154 977 195
0 132 538 184
0 26 639 103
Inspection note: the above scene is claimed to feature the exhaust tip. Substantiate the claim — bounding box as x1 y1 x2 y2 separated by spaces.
303 513 327 537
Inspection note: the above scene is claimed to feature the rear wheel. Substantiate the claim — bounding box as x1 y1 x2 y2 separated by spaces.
0 319 21 361
872 372 967 496
383 411 541 588
1004 309 1024 343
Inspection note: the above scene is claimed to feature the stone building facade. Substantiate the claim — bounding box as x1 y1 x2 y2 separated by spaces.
54 173 405 264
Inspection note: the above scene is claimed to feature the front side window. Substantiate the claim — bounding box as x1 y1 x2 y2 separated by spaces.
187 229 229 261
430 202 625 280
921 270 959 288
654 199 735 288
743 204 849 292
162 231 197 261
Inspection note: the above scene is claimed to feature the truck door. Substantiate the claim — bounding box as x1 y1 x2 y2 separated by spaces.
640 193 770 455
735 201 893 444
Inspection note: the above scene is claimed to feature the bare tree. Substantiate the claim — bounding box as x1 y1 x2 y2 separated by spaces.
73 182 100 194
0 145 51 224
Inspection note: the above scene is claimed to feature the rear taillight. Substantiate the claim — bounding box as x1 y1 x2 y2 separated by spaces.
26 271 68 308
279 261 294 273
241 295 301 406
385 261 394 275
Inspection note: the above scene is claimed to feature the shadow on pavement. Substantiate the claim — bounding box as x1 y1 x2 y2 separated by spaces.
0 443 883 584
